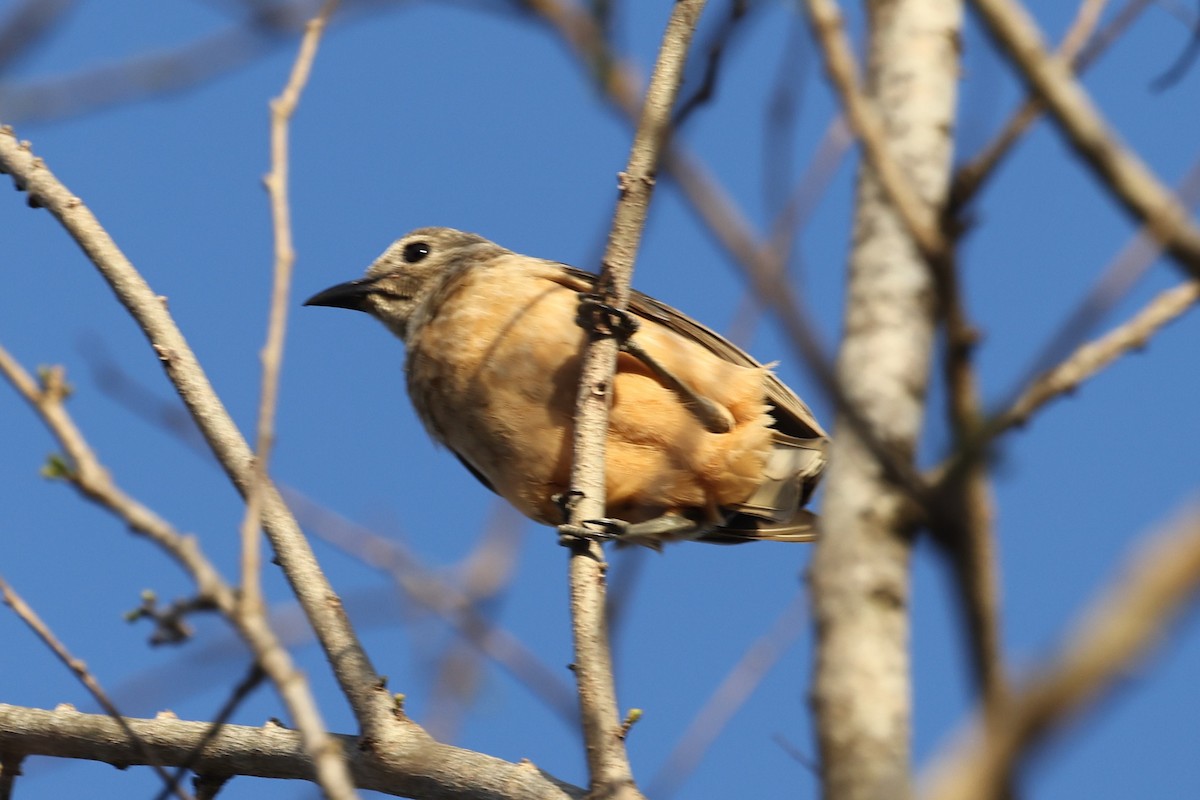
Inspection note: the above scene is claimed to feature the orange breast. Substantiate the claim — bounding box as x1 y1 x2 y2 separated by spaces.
405 257 774 527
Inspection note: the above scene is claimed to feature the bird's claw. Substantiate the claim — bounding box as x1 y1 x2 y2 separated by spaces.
557 518 629 546
576 294 639 342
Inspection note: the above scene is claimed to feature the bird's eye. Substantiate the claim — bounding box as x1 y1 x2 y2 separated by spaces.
403 241 431 263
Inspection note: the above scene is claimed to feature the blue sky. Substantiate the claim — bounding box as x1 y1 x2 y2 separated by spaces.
1 1 1198 798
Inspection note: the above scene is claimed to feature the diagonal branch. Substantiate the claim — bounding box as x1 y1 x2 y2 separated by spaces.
996 280 1200 433
802 0 949 263
969 0 1200 278
0 125 393 739
923 509 1200 800
950 0 1121 210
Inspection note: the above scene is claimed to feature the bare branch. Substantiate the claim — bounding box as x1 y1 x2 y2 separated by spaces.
0 0 78 73
240 0 336 633
924 509 1200 800
562 3 707 798
950 0 1122 210
0 347 235 611
0 704 585 799
930 241 1008 726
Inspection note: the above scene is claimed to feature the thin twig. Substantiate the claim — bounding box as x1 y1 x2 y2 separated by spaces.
672 0 751 129
923 509 1200 800
0 346 237 611
562 3 707 798
969 0 1200 278
0 574 192 800
997 280 1200 433
240 0 336 630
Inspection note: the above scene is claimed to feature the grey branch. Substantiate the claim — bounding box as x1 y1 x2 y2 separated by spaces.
0 704 583 800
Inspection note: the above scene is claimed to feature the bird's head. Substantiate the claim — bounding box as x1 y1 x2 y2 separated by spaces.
304 226 503 342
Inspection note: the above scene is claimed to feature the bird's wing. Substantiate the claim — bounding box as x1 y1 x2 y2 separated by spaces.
551 264 828 444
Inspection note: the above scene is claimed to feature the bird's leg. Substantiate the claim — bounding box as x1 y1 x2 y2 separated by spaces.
575 294 732 434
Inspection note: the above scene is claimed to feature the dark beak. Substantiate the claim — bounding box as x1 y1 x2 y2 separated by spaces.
303 278 375 312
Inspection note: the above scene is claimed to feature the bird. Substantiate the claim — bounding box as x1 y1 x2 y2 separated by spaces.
305 227 828 548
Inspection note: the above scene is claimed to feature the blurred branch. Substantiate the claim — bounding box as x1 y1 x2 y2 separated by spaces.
286 491 580 726
1149 0 1200 89
802 0 949 262
930 155 1200 490
421 507 530 740
562 4 706 797
970 0 1200 279
672 0 752 129
924 508 1200 800
0 0 406 124
153 665 267 800
950 0 1123 211
647 592 808 799
0 574 189 800
0 0 78 74
930 243 1007 723
762 12 812 223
